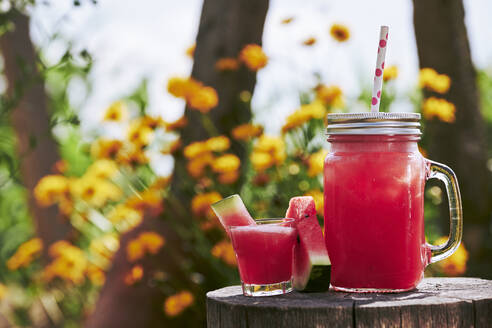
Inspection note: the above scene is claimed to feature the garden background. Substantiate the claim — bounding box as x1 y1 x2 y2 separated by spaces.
0 0 491 327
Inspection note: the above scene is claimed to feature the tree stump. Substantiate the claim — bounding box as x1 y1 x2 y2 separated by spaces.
206 278 492 327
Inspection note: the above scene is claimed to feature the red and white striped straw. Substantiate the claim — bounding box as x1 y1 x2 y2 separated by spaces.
371 26 389 112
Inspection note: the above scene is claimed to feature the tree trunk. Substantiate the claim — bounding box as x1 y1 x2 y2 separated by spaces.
413 0 492 276
0 10 70 252
87 1 269 327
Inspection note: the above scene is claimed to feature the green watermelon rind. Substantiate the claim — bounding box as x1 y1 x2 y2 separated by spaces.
211 194 243 217
301 265 331 292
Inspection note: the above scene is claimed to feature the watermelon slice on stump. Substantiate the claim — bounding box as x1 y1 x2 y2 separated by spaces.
211 194 256 236
286 196 331 292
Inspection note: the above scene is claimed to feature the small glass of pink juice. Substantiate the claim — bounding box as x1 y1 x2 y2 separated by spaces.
229 218 296 296
324 113 463 292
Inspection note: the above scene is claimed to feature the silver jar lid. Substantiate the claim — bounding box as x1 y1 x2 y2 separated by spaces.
326 112 421 135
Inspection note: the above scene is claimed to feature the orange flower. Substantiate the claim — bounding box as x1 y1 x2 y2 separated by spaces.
191 192 222 217
281 17 294 25
434 237 468 276
211 240 237 266
205 136 230 152
239 44 268 71
302 37 317 46
419 68 451 94
188 86 219 113
186 44 195 58
7 238 43 270
330 23 350 42
126 189 164 216
383 65 399 82
422 97 455 123
165 116 188 131
218 171 239 185
164 291 194 317
186 153 214 179
126 231 165 262
215 57 239 71
232 123 263 141
91 139 123 159
211 154 240 173
124 265 144 285
316 85 344 107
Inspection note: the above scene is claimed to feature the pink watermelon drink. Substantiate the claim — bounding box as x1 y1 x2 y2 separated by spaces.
286 197 331 292
324 135 427 291
211 194 256 236
229 219 296 296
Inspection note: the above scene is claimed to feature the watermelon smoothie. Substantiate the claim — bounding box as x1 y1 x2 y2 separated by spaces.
229 219 296 294
324 135 430 291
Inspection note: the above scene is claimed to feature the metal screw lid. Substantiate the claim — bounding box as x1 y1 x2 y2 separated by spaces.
326 112 421 135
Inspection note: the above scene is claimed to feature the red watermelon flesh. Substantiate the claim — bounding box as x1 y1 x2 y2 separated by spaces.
286 196 331 292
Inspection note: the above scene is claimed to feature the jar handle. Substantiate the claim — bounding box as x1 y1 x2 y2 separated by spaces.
424 159 463 263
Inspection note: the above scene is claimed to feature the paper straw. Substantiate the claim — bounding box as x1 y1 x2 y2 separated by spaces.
371 26 389 112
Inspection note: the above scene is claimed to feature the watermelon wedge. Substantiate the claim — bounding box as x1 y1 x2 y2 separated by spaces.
211 194 256 235
286 196 331 292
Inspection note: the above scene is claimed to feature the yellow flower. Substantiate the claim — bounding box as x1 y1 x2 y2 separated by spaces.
330 23 350 42
0 283 7 300
71 175 122 208
422 97 456 123
434 237 468 276
191 192 222 217
282 100 327 133
185 44 195 58
44 241 88 285
302 37 317 46
167 77 196 99
124 265 144 285
188 86 219 113
128 119 154 147
231 123 263 141
165 116 188 131
34 175 70 207
164 291 194 317
255 135 286 164
126 189 164 216
211 154 240 173
186 153 214 179
316 85 344 108
383 65 398 82
85 159 119 180
90 233 120 261
211 240 237 266
239 44 268 71
116 145 149 166
139 232 165 254
250 151 274 171
419 68 451 94
307 149 328 177
184 141 210 159
87 264 106 286
126 232 165 262
91 139 123 160
7 238 43 270
205 136 230 152
103 101 128 122
107 204 143 232
281 17 294 24
218 171 240 184
215 57 240 71
126 239 145 262
304 190 324 216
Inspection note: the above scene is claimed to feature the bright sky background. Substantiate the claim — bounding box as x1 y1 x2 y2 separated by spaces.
27 0 492 136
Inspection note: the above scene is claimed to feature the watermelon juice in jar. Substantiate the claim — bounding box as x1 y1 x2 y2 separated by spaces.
323 113 463 292
229 218 297 296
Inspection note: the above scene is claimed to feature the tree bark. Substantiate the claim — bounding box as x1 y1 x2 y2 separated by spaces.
0 10 70 252
413 0 492 277
87 1 269 327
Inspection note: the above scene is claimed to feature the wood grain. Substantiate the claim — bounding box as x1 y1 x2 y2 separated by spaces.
207 278 492 328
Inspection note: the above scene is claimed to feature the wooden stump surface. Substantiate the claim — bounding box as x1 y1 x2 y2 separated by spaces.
206 278 492 328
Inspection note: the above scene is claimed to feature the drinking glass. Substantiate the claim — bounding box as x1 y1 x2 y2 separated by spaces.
229 218 296 296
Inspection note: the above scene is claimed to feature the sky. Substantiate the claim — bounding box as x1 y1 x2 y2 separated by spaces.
26 0 492 135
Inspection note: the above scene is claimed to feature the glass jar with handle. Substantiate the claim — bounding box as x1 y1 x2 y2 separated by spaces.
323 112 463 292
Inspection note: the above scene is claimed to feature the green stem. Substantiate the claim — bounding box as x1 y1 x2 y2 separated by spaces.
200 114 219 136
